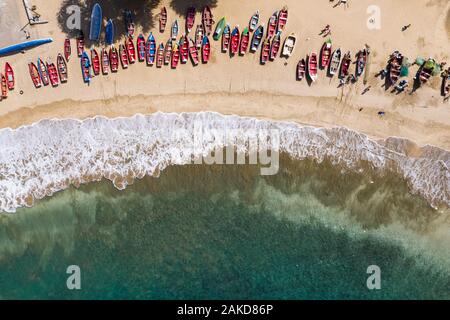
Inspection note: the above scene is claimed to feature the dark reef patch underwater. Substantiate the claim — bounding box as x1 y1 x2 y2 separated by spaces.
0 154 449 299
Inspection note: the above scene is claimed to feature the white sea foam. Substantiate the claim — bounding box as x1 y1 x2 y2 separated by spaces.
0 112 448 213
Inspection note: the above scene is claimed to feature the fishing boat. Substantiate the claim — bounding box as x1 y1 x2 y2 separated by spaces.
297 58 306 81
189 38 199 66
320 39 332 69
37 58 49 86
89 3 102 42
81 51 92 83
329 48 341 76
267 12 278 38
57 53 68 83
340 51 352 78
171 43 180 69
4 62 14 90
270 31 281 60
156 43 164 68
277 7 288 32
1 74 7 99
260 37 270 64
202 6 214 36
180 35 189 63
126 37 136 63
171 20 179 41
195 25 204 49
46 62 59 87
105 19 115 45
146 33 156 66
308 53 318 82
419 58 436 84
125 10 135 38
389 51 403 84
444 74 450 96
186 7 196 33
239 27 250 55
164 40 172 65
250 25 264 52
137 34 146 62
28 62 42 88
109 46 119 72
91 49 100 75
76 31 84 57
159 7 167 33
355 49 367 77
213 17 226 41
222 24 231 53
281 33 296 57
119 43 129 69
0 38 52 57
230 26 240 55
101 48 110 74
64 38 71 61
202 36 211 63
249 11 259 32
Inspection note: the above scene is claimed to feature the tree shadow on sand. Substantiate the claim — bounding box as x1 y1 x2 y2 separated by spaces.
57 0 161 47
169 0 218 15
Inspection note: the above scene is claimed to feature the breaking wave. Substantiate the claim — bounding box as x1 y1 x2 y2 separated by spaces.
0 112 448 213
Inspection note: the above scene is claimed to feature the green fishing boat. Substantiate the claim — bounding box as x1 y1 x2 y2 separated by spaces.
213 17 226 41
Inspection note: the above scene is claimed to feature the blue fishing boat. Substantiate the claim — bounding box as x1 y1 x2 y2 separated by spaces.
89 3 103 42
37 58 50 86
105 19 115 45
146 33 156 66
250 25 264 52
0 38 53 56
81 52 92 83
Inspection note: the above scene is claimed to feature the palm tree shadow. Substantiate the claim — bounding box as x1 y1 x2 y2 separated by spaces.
57 0 161 48
169 0 218 15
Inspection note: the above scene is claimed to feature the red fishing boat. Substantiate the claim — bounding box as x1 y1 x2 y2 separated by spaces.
1 74 7 99
277 7 288 32
180 35 189 63
186 7 196 33
202 6 214 36
29 62 42 88
5 62 14 90
202 36 211 63
91 49 100 75
340 51 351 78
239 28 250 55
109 46 119 72
137 34 146 62
195 24 204 49
127 37 136 63
270 32 281 60
101 48 110 74
119 44 129 69
308 53 318 82
260 37 270 64
222 24 231 53
156 43 164 68
64 38 71 61
320 40 332 69
189 38 199 66
267 12 278 38
57 53 68 83
297 58 306 81
230 26 240 55
171 43 180 69
159 7 167 33
164 40 172 65
46 62 59 87
76 31 84 57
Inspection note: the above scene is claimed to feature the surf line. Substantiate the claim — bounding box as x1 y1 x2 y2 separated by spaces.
170 122 280 176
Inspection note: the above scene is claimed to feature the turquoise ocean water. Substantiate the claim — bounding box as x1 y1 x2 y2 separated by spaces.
0 155 448 299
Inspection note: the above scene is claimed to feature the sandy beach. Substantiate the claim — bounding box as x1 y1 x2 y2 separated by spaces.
0 0 449 149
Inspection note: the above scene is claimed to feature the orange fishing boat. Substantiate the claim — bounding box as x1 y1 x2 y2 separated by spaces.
28 62 42 88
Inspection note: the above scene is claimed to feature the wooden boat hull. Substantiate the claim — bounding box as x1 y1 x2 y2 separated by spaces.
4 62 14 90
109 46 119 72
202 36 211 63
29 62 42 88
57 53 68 82
159 7 167 33
308 53 318 82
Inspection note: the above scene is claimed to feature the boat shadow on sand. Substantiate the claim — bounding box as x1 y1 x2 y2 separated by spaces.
57 0 162 48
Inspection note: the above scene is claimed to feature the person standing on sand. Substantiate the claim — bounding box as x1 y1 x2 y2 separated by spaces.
402 24 411 31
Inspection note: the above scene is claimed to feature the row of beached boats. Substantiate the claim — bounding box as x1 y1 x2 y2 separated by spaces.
28 54 68 88
0 63 15 101
296 39 369 83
